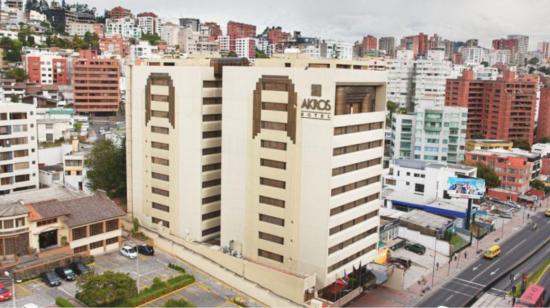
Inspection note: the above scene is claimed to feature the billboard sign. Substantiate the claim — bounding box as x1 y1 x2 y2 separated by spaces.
447 177 486 199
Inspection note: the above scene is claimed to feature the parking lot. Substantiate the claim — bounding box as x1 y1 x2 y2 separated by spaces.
0 248 259 307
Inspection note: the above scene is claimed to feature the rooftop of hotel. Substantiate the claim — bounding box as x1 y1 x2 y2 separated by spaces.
391 159 476 172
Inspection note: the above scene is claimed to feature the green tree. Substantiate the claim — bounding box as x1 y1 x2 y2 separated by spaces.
480 61 489 67
227 51 237 57
141 33 161 46
76 271 137 307
164 299 195 307
528 57 539 66
530 179 545 191
476 162 501 188
512 139 531 151
0 37 23 62
255 48 268 58
4 68 27 81
86 139 126 198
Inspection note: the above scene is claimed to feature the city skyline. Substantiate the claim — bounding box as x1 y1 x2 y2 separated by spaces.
80 0 550 49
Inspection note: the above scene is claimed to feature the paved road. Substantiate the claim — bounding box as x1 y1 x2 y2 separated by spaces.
417 212 550 307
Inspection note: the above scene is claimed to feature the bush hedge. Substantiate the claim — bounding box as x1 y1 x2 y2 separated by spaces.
164 298 195 307
121 274 195 307
168 263 186 273
55 297 75 307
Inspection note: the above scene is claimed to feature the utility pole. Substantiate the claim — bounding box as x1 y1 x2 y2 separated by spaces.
431 229 440 287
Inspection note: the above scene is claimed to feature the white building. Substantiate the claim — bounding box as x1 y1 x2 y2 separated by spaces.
217 35 230 52
391 106 468 164
508 35 529 55
386 50 453 110
302 45 321 59
460 46 488 66
386 50 415 109
487 49 511 66
160 22 180 46
0 102 39 195
105 17 142 39
136 12 160 35
36 118 71 143
256 37 273 57
129 40 158 62
321 40 353 60
65 22 102 37
235 37 255 60
63 138 91 193
178 27 219 56
26 10 46 22
412 50 453 109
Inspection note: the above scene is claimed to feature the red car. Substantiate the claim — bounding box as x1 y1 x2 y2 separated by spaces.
0 283 12 302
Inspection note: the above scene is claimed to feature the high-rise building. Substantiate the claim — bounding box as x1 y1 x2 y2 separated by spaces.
235 37 256 60
390 106 468 164
0 102 39 195
320 40 353 60
105 16 142 39
537 84 550 142
159 22 180 46
126 57 386 304
379 36 395 57
464 39 478 47
507 34 529 54
203 22 223 41
179 18 200 31
492 38 518 52
107 6 132 19
72 51 120 114
459 46 488 65
126 58 249 244
538 41 550 58
400 32 428 58
23 50 69 85
446 69 538 144
222 61 386 293
266 26 290 45
227 21 256 51
137 12 160 35
361 35 377 50
386 49 453 110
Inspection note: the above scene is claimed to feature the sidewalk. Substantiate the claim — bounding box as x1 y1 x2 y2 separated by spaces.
407 200 548 306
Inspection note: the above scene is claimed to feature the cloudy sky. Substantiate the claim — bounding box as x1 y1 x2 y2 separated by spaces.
80 0 549 49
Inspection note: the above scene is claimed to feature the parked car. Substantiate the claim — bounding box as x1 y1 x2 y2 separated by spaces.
0 283 12 302
120 244 138 259
41 271 61 287
137 244 155 256
404 243 426 255
55 267 76 281
69 261 91 275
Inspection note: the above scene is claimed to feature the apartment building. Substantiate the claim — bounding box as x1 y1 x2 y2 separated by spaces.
235 37 255 60
137 12 160 35
0 102 39 195
446 69 538 144
72 51 120 114
379 36 395 57
538 86 550 142
99 35 127 57
465 148 540 201
105 16 142 39
127 58 250 243
390 106 468 164
160 22 180 46
221 64 386 290
23 50 69 85
64 138 91 193
65 22 103 37
227 21 256 51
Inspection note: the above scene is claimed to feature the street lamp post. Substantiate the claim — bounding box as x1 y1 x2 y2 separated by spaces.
136 253 140 291
4 271 15 308
431 229 440 287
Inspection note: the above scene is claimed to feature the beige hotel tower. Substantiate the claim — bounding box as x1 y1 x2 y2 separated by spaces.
127 57 386 301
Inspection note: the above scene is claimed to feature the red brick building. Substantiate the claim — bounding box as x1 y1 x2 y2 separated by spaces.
204 22 223 41
267 26 290 45
361 35 377 50
537 79 550 142
72 50 120 114
99 35 127 57
400 32 428 58
492 38 518 52
465 149 539 201
24 53 69 85
227 21 256 52
446 69 538 144
108 6 132 19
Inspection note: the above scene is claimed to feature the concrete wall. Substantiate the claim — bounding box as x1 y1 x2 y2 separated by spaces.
398 227 450 256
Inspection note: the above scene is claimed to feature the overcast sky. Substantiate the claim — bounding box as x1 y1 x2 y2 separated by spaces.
79 0 549 49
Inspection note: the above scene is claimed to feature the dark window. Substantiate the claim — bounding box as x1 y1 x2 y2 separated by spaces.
89 222 103 236
151 141 169 150
89 240 103 250
151 126 169 134
203 131 222 138
202 178 221 188
327 244 376 272
259 195 285 208
72 226 87 240
258 249 283 263
259 232 284 244
152 172 169 181
330 193 379 216
329 211 378 235
260 140 286 151
203 80 222 88
331 176 381 196
260 158 286 170
202 225 220 236
259 214 284 226
106 219 118 231
202 210 221 220
262 102 288 111
152 217 170 227
261 121 287 131
152 187 169 197
203 114 222 122
203 97 222 105
202 163 221 171
152 202 170 212
260 177 286 189
202 194 221 204
151 156 169 166
106 237 118 245
37 218 57 227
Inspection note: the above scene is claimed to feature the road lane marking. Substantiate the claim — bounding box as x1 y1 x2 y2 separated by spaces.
506 239 527 255
440 287 472 297
453 277 486 288
490 268 500 276
473 265 480 271
444 294 454 302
